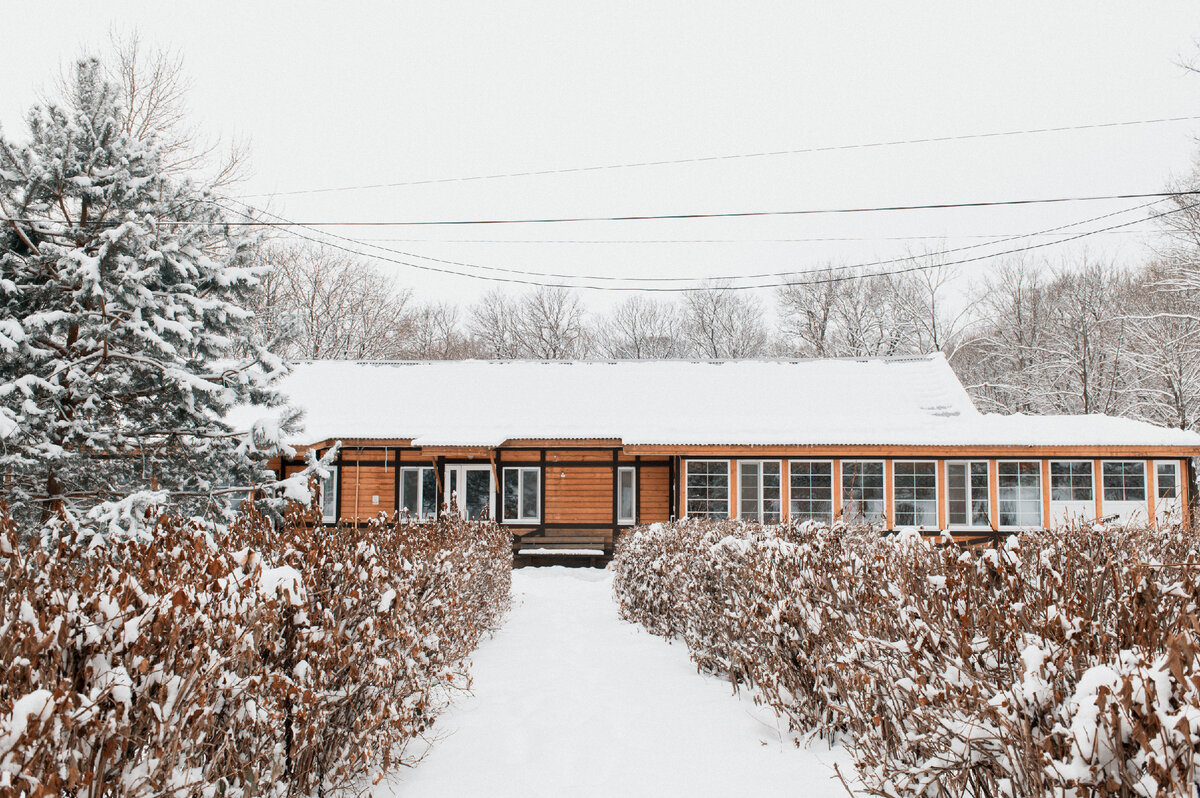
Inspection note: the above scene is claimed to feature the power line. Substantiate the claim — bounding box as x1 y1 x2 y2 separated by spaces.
356 230 1154 244
234 114 1200 198
11 189 1196 229
219 196 1162 284
211 197 1198 292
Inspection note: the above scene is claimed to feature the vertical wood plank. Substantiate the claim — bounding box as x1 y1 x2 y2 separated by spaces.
832 459 842 522
1040 458 1050 529
1094 459 1103 521
1146 460 1157 528
988 458 998 531
885 459 894 530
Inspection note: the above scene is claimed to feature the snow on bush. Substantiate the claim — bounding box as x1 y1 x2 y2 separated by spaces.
0 498 511 796
613 519 1200 797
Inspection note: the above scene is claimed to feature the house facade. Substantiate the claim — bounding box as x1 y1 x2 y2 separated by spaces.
256 356 1200 554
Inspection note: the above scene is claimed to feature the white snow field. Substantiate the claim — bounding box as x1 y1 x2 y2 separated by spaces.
380 566 857 798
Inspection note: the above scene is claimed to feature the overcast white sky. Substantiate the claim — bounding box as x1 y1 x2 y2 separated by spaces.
3 2 1199 309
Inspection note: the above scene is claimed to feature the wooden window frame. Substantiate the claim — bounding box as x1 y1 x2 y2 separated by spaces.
787 459 835 525
683 459 731 520
997 459 1044 530
617 466 637 525
737 460 783 524
945 460 990 531
840 459 887 526
892 459 939 530
501 466 541 524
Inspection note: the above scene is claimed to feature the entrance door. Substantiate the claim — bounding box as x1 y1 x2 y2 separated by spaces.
445 465 494 520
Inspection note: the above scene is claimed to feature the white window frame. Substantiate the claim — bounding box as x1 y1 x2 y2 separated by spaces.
997 460 1043 530
737 460 783 524
840 459 887 525
892 460 939 530
502 466 541 524
1101 460 1148 503
399 466 438 521
319 465 339 524
684 459 731 520
787 460 835 525
945 460 991 530
617 466 637 525
1155 460 1181 500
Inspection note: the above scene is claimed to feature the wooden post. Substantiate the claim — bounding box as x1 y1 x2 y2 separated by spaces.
1040 458 1050 529
936 459 946 531
988 458 999 531
885 459 894 530
831 459 842 522
1146 460 1157 528
1093 460 1103 521
729 459 738 520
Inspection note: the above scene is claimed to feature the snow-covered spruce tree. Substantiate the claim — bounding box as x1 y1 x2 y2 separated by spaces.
0 59 288 527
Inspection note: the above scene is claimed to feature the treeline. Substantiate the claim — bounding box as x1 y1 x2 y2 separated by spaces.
249 217 1200 431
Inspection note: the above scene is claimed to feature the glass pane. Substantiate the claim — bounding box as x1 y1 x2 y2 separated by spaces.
1158 463 1178 499
422 468 438 518
321 468 337 519
521 469 539 520
401 470 419 517
740 462 761 520
619 469 635 520
465 470 491 520
948 463 967 525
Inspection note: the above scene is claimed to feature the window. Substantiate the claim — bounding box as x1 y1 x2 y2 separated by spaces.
739 461 782 523
319 466 338 523
998 461 1041 527
686 460 730 519
947 461 989 527
617 467 636 524
1050 461 1093 502
1102 461 1146 502
789 461 833 524
841 461 885 523
893 461 938 528
1157 461 1179 499
503 467 540 522
400 466 438 521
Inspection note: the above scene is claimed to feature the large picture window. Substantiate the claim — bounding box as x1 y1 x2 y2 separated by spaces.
739 461 782 523
998 461 1042 527
686 460 730 520
789 461 833 524
893 461 938 528
617 467 636 525
400 466 438 521
1102 461 1146 502
503 467 540 522
841 461 885 523
319 466 338 524
947 461 989 527
1050 461 1093 501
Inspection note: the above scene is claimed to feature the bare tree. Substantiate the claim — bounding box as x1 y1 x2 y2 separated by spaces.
254 243 413 360
682 284 770 358
400 302 480 359
103 29 249 187
596 296 687 358
776 269 920 358
468 289 524 358
468 287 591 359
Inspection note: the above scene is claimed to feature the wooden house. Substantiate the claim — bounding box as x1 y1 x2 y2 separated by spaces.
256 355 1200 558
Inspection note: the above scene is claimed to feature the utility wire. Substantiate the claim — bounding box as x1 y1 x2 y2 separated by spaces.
10 189 1197 229
210 197 1198 292
218 195 1163 284
235 114 1200 198
357 230 1154 244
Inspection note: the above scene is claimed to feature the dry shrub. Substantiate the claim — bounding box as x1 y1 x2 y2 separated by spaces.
613 519 1200 797
0 501 511 797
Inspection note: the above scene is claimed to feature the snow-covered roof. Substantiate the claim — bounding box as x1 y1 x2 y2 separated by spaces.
235 355 1200 450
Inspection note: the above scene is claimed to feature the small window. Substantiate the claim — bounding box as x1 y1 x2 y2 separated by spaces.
400 466 438 521
842 461 885 523
319 466 339 523
1157 462 1179 499
739 461 782 523
947 461 989 527
998 461 1041 527
1050 461 1093 502
617 467 636 524
685 460 730 520
893 461 938 528
503 467 540 522
1102 461 1146 502
789 461 833 524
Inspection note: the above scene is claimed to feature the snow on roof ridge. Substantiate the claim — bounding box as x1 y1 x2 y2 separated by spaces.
290 352 948 367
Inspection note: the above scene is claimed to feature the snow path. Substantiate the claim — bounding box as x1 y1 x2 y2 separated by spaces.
382 566 856 797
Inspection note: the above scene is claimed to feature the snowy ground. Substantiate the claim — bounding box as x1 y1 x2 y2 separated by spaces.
379 566 857 798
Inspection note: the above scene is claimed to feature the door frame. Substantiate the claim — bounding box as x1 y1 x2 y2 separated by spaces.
444 464 494 520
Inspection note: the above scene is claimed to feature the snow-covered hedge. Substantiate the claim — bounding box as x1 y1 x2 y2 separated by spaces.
613 519 1200 797
0 503 511 796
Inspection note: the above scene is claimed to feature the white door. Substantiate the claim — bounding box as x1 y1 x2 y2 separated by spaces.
445 465 494 520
